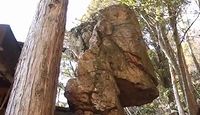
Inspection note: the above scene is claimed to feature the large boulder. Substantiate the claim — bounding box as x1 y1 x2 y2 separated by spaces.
65 5 158 115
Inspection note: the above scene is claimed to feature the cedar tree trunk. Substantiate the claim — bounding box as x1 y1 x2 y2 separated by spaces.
5 0 68 115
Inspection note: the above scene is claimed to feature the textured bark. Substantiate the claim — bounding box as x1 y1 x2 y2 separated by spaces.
168 8 198 114
5 0 68 115
169 65 185 115
187 39 200 73
175 41 197 115
65 5 158 115
182 50 196 96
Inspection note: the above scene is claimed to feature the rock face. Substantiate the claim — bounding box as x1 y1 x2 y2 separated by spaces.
65 5 158 115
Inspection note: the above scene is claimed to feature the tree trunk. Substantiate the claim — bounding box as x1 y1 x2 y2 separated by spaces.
176 41 197 115
187 39 200 73
139 11 182 113
169 12 198 115
5 0 68 115
158 25 186 114
169 65 185 115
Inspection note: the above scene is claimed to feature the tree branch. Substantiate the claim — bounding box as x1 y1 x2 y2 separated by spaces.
180 11 200 44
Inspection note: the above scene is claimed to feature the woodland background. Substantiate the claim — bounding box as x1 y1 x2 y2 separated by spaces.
55 0 200 115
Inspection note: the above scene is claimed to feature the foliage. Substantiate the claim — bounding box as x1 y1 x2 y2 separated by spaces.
56 53 76 107
117 0 200 114
59 0 200 114
81 0 119 22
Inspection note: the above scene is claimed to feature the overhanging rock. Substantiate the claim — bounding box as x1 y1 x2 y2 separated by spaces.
65 5 159 115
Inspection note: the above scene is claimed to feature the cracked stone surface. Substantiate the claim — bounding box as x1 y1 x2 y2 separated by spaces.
65 5 158 115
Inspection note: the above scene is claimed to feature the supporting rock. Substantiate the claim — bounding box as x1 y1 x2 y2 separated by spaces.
65 5 158 115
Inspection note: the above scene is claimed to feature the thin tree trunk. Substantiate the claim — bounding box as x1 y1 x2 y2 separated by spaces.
176 43 197 115
182 48 197 102
140 11 183 113
5 0 68 115
158 25 187 114
169 14 198 115
137 5 187 114
169 65 185 115
187 39 200 73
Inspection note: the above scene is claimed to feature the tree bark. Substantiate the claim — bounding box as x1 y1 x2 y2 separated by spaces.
187 39 200 73
169 65 185 115
139 10 182 113
157 25 186 114
5 0 68 115
168 10 198 115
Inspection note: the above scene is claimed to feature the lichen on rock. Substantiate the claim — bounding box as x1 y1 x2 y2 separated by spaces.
65 5 158 115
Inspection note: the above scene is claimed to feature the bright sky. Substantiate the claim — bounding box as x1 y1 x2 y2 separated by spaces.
0 0 199 41
0 0 91 42
0 0 91 106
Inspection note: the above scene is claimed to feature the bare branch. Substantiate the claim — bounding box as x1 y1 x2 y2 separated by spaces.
180 8 200 44
69 60 76 77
